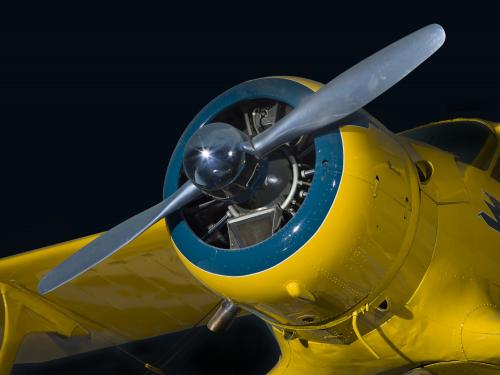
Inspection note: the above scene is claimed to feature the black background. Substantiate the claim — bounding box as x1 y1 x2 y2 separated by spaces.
3 6 500 374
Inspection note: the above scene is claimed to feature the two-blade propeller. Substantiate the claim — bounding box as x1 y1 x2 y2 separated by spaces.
38 24 445 295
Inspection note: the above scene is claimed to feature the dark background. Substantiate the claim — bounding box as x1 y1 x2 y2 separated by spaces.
3 7 500 374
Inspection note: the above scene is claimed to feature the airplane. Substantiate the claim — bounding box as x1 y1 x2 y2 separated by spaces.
1 23 499 374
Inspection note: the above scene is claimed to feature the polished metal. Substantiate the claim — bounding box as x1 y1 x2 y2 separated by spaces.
183 122 264 202
184 122 250 192
207 299 241 332
301 169 315 178
251 24 446 157
38 181 203 294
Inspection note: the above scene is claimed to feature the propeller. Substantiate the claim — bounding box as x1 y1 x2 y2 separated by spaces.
251 24 446 156
38 24 445 295
38 181 202 294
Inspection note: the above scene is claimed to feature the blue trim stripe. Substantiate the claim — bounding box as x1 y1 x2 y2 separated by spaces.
164 77 343 276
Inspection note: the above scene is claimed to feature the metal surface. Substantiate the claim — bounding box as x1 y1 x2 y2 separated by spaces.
183 122 263 201
251 24 445 156
179 100 312 250
182 97 421 326
165 77 344 276
279 154 299 211
227 206 281 248
38 180 203 294
206 299 241 332
237 150 296 211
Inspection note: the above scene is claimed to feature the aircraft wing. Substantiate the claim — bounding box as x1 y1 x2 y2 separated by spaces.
0 221 219 375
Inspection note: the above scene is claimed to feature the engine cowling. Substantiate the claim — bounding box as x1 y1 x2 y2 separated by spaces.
165 76 419 331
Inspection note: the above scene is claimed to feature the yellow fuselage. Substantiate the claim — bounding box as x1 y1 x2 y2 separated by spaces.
175 78 500 374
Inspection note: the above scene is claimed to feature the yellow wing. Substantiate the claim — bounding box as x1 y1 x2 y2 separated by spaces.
0 221 219 375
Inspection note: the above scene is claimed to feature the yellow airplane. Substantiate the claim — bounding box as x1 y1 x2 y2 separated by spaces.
1 24 500 374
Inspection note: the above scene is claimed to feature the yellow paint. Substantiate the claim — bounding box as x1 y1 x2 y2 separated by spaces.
0 77 499 374
0 282 88 375
0 221 218 373
174 78 500 373
352 304 380 360
285 281 316 303
177 77 423 331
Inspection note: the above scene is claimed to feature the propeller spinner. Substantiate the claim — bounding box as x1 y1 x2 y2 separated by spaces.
38 24 445 295
183 122 265 202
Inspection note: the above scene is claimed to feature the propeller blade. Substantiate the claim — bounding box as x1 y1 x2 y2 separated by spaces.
38 181 202 294
252 24 446 156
